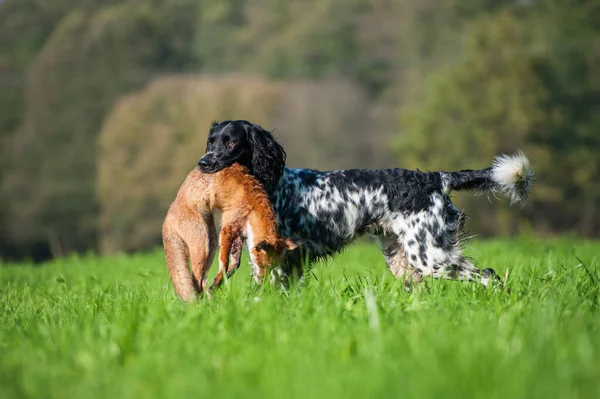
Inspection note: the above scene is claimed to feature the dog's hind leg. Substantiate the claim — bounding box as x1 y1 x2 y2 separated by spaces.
163 230 198 302
400 194 501 287
187 214 218 293
441 257 502 286
210 223 244 291
402 237 499 286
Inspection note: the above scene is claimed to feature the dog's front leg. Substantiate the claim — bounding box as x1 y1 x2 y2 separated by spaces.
226 235 244 278
209 226 235 291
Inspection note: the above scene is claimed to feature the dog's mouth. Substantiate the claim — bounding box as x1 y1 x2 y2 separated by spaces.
197 164 220 173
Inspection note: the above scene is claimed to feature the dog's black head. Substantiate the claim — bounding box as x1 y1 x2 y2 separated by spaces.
197 120 286 193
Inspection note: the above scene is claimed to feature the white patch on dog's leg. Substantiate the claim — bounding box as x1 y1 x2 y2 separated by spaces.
244 222 261 283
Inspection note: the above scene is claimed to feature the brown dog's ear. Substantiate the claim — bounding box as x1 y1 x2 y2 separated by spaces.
281 237 305 250
254 240 270 253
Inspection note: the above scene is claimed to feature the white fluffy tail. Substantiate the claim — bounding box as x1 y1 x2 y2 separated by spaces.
490 152 534 205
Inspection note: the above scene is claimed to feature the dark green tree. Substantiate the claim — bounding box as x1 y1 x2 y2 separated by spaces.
3 0 198 256
397 3 600 235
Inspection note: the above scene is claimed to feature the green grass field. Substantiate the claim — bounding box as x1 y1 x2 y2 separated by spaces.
1 237 599 399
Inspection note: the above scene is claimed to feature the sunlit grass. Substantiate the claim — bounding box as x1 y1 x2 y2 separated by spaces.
1 237 599 398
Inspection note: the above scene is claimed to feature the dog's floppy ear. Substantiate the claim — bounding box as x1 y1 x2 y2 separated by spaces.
245 123 286 193
254 240 270 253
280 237 305 251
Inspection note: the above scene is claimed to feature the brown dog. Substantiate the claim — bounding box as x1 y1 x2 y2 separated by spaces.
162 164 299 302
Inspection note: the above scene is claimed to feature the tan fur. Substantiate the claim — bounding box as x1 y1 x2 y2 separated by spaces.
162 164 298 302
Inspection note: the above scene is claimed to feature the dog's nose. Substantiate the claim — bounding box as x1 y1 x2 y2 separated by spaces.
198 159 209 168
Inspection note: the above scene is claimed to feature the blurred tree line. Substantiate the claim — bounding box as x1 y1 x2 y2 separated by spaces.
0 0 598 260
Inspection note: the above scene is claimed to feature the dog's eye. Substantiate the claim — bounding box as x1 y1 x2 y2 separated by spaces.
227 140 235 148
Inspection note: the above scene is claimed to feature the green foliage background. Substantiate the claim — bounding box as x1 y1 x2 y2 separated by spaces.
0 0 598 258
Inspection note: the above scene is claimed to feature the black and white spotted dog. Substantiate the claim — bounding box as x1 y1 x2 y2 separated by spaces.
198 120 533 287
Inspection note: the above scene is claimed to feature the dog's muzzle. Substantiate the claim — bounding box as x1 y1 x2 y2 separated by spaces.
197 153 217 173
